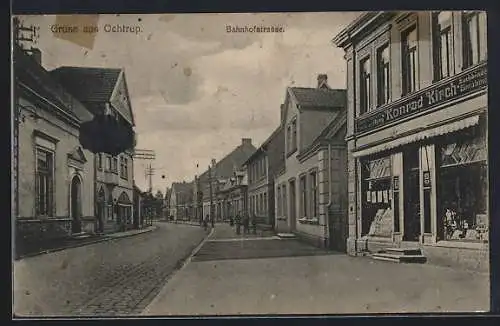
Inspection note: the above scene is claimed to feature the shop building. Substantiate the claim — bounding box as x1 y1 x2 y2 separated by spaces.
274 75 348 249
333 11 488 270
243 126 285 228
217 169 249 221
51 66 137 233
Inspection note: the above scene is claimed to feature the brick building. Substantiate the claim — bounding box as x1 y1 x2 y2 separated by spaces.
274 75 348 249
50 66 137 233
333 11 488 270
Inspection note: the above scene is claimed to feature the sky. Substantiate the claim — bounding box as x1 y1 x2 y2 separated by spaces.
18 12 361 193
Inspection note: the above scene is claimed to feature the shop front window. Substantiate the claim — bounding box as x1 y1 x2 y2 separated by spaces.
361 156 393 237
437 126 488 242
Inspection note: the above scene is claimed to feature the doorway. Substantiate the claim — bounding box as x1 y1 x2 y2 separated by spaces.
71 176 82 234
289 179 296 232
403 148 421 241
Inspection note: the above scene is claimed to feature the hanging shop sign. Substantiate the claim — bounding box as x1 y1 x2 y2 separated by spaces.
393 176 399 191
355 62 487 134
423 171 431 188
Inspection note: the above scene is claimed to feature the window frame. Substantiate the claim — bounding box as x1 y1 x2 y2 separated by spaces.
299 174 308 218
376 43 391 106
462 11 482 69
359 55 372 114
401 24 419 96
309 170 319 218
35 146 55 217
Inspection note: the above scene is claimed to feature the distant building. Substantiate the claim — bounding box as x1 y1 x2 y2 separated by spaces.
50 66 137 233
274 74 348 249
217 169 248 221
14 44 96 249
333 11 488 270
193 138 257 222
243 126 285 228
169 182 194 221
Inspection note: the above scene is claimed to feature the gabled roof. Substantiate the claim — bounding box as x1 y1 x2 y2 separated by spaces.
50 66 122 102
197 141 257 182
243 125 283 165
288 87 346 109
298 109 347 158
14 45 94 124
171 182 193 194
50 66 135 125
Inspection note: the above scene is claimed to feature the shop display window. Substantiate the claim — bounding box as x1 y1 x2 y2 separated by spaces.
437 127 488 242
361 156 393 237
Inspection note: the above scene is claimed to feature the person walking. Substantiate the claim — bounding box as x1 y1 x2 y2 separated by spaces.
203 214 209 231
242 212 250 235
211 215 215 229
251 213 257 235
235 212 241 235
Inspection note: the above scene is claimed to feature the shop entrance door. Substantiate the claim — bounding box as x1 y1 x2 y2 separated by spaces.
403 148 421 241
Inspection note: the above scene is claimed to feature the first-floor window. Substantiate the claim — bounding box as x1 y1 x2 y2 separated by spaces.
438 126 488 242
36 147 54 216
310 171 318 218
300 175 307 218
264 192 267 213
282 185 287 217
277 187 282 216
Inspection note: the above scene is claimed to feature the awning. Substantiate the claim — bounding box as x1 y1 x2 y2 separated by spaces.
352 115 480 158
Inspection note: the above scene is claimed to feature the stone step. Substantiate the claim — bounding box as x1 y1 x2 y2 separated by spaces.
371 252 427 264
384 247 422 256
277 233 296 239
71 232 92 240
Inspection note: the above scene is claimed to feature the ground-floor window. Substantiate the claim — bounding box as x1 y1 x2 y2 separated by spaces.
437 126 488 242
361 156 393 237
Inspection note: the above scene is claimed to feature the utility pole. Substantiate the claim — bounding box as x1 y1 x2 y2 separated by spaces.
208 164 213 223
132 149 155 226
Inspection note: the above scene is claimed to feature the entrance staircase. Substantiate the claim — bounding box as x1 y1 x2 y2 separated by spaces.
371 247 427 264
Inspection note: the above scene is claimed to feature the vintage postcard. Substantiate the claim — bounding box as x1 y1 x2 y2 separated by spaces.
12 11 490 317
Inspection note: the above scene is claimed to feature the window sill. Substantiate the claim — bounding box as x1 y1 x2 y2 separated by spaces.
298 217 319 225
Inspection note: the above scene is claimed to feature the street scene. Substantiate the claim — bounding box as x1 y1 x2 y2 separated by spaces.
12 11 490 317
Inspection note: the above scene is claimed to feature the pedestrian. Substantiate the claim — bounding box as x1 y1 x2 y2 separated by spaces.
235 213 241 235
211 216 215 229
251 213 257 235
229 216 234 226
203 214 209 231
242 212 249 235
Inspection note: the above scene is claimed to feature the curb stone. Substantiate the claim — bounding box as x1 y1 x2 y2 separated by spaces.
15 225 159 260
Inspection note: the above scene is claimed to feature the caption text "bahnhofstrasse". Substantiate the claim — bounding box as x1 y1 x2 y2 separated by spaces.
226 25 285 33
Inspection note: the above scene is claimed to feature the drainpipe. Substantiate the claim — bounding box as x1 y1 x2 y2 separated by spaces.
325 143 332 248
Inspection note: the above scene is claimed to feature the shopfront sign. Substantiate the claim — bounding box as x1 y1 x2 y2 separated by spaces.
355 62 488 134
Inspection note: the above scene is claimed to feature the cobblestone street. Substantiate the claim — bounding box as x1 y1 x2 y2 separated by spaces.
13 222 208 317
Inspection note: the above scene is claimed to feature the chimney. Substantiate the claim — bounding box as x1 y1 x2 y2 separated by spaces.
280 104 285 123
30 48 42 66
211 158 216 168
242 138 252 146
317 74 328 89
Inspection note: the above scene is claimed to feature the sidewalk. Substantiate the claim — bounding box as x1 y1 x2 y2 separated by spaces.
15 225 158 260
143 252 490 315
